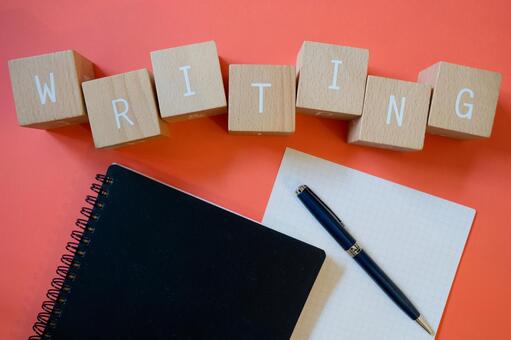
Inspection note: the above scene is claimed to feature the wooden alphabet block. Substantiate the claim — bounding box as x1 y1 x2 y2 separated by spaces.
228 65 295 134
150 41 227 121
348 76 431 151
418 62 501 138
8 50 94 129
82 69 168 148
296 41 368 119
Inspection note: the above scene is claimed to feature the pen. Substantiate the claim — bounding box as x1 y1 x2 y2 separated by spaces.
296 184 435 336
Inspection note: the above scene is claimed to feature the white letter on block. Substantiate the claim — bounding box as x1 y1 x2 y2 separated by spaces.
111 98 134 129
386 95 406 127
179 65 196 97
34 73 57 104
251 83 272 113
328 59 343 90
455 88 474 119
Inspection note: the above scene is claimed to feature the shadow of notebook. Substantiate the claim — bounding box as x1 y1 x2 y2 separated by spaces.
263 148 475 340
32 164 325 340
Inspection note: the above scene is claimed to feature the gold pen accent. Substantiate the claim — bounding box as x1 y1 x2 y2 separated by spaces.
416 314 435 336
346 242 362 257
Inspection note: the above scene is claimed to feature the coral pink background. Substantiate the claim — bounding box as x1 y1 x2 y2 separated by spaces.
1 1 510 338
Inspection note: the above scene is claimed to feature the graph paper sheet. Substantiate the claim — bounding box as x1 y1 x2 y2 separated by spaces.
262 148 475 340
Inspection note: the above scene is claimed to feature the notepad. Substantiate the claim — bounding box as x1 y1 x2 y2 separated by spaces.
263 148 475 340
31 164 325 339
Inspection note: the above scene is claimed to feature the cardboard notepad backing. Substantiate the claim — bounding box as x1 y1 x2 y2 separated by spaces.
263 148 475 340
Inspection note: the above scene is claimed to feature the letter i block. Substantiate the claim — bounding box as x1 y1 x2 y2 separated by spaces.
418 62 501 138
82 69 168 148
348 76 432 151
228 65 295 134
296 41 369 119
8 50 94 128
150 41 227 121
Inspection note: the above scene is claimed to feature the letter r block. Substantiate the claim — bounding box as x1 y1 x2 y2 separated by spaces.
8 50 94 129
150 41 227 121
348 76 431 151
228 65 295 134
296 41 369 119
82 69 168 148
418 62 501 138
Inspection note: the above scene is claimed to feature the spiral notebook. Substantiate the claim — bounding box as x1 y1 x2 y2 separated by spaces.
263 148 475 340
31 164 325 340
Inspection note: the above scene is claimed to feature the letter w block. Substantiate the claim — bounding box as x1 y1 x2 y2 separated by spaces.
8 50 94 129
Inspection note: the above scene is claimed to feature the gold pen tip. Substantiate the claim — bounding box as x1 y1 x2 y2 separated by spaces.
416 314 435 336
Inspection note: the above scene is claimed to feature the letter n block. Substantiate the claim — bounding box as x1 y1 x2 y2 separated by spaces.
418 62 501 138
150 41 227 121
82 69 168 148
348 76 431 151
296 41 368 119
8 50 94 129
228 65 295 134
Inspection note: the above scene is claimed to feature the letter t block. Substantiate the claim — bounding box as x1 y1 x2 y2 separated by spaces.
228 65 295 134
348 76 431 151
82 69 168 148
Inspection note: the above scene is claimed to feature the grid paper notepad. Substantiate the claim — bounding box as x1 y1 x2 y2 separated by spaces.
262 148 475 340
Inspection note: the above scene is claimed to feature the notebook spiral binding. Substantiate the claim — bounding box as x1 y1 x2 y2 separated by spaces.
29 174 114 340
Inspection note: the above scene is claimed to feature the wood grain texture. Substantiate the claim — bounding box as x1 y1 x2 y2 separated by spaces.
228 64 295 134
82 69 168 148
296 41 368 119
8 50 94 129
418 62 501 139
150 40 226 121
348 76 431 151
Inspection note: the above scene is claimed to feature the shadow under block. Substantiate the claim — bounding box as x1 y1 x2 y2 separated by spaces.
150 40 227 121
418 62 502 139
228 65 295 134
8 50 94 129
82 69 168 148
348 76 432 151
296 41 368 119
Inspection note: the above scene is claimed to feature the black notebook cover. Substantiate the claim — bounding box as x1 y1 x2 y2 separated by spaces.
32 164 325 339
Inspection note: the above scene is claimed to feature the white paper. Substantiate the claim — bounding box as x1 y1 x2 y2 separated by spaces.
263 148 475 340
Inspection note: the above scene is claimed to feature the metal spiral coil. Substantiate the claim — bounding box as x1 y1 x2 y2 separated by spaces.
29 174 113 340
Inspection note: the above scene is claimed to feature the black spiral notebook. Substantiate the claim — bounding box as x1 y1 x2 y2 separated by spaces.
31 164 325 340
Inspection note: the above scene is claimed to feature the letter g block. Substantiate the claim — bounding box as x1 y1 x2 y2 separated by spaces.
418 62 501 139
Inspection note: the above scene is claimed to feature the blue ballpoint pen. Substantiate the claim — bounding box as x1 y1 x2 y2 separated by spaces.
296 184 435 336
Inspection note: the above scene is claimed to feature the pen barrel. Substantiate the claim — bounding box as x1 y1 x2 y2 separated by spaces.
354 250 420 320
297 189 356 250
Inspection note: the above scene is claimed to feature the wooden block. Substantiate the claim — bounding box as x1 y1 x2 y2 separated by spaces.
82 69 168 148
150 41 227 121
296 41 368 119
418 62 501 138
228 65 295 134
348 76 431 151
8 50 94 129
